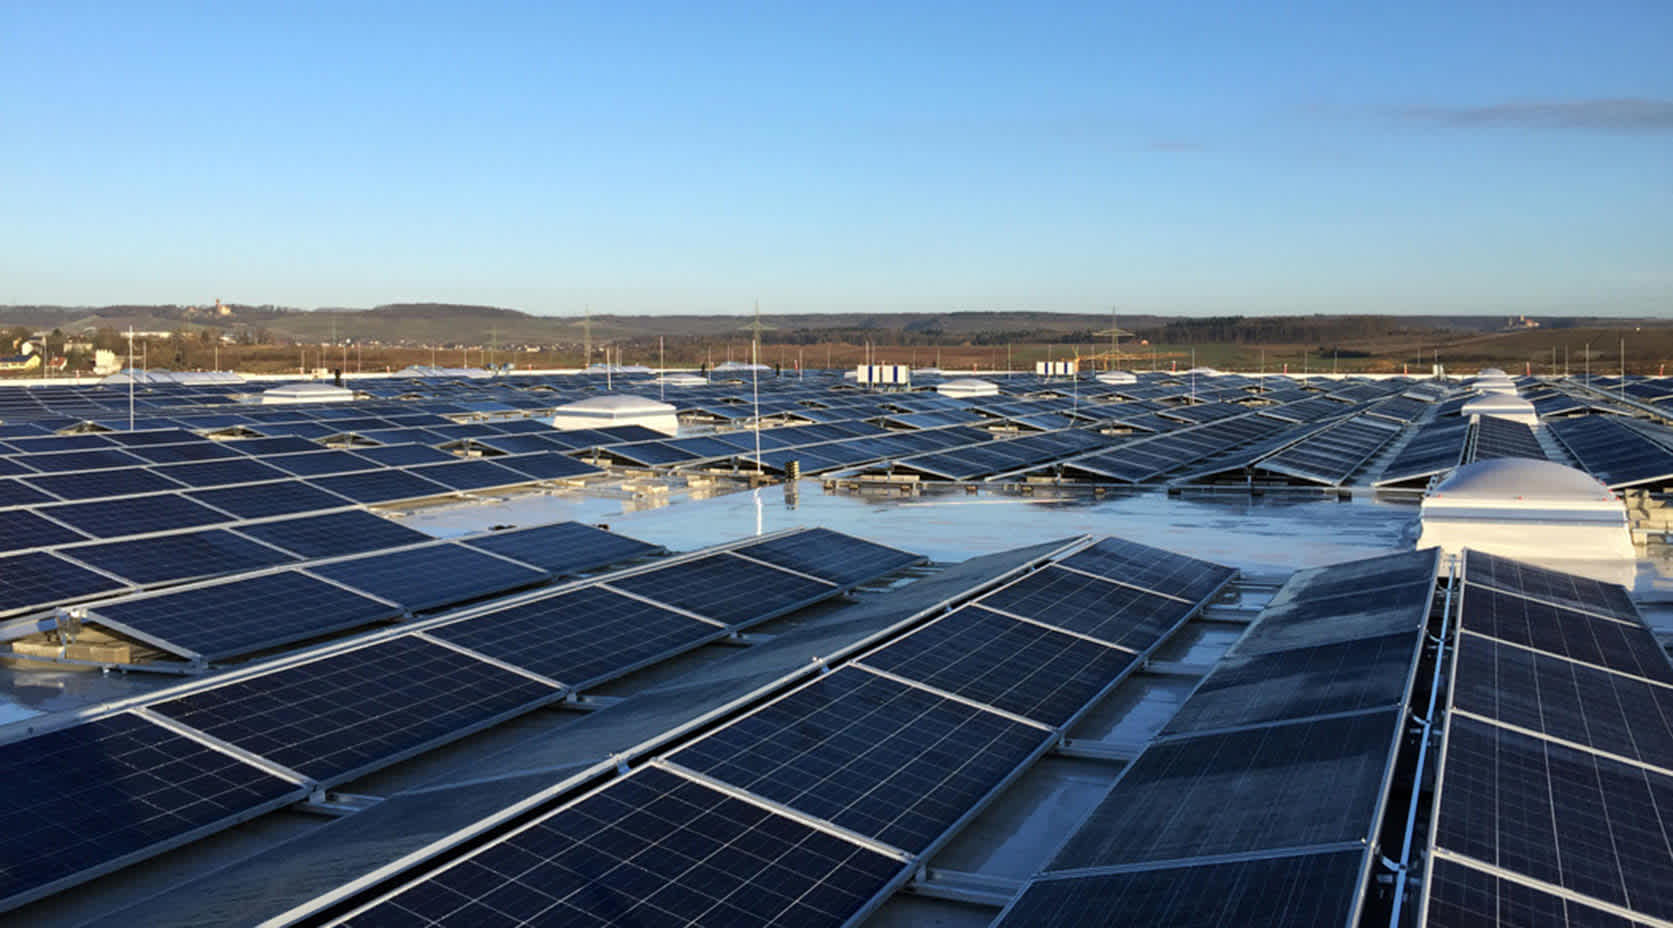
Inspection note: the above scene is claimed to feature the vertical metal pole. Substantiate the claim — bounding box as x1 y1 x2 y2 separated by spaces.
126 326 134 430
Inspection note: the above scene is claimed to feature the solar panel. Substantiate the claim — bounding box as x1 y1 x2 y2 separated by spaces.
63 529 299 586
1465 549 1638 621
90 571 403 661
1469 415 1546 463
223 435 324 456
261 449 380 477
458 521 662 575
20 467 186 501
340 765 903 928
402 458 536 492
17 448 149 473
0 713 302 911
1233 561 1438 656
0 550 128 614
733 528 923 587
4 433 113 453
150 636 559 784
1163 632 1423 737
0 478 56 507
38 493 231 539
858 605 1136 727
606 553 834 626
1058 536 1235 603
978 565 1193 650
0 507 91 553
997 850 1368 928
429 586 718 688
150 457 291 488
348 443 455 466
1458 585 1673 685
1433 717 1673 920
488 451 606 481
184 479 355 520
1048 710 1403 869
1423 858 1640 928
309 469 453 504
672 668 1046 853
0 458 37 477
307 543 549 612
124 441 244 464
232 509 432 559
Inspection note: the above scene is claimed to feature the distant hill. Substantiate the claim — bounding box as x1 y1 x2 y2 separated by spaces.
1 303 1663 349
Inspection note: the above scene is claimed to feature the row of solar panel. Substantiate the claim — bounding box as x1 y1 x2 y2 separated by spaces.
0 528 926 913
997 548 1440 926
328 536 1235 926
1423 550 1673 926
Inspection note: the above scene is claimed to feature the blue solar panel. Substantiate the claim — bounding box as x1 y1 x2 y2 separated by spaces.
402 458 535 491
38 493 230 539
341 766 903 928
91 571 404 661
65 529 299 586
150 636 558 784
672 668 1048 853
0 550 128 613
223 435 324 456
0 478 57 507
607 552 834 625
979 565 1194 650
459 521 662 575
17 449 149 473
488 451 605 481
734 528 923 586
150 457 292 488
310 469 453 504
859 604 1136 726
20 467 186 502
262 450 380 477
124 441 244 464
0 713 302 911
184 479 355 520
429 586 716 687
1058 536 1235 603
307 543 549 612
232 510 431 559
348 443 455 466
0 508 92 553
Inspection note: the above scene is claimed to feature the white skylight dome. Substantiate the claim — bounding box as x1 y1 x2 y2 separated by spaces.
552 393 678 434
1419 458 1634 576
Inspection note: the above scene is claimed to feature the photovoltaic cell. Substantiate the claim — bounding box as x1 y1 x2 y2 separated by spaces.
17 449 149 473
0 508 88 553
459 522 662 576
488 451 605 481
348 443 455 467
978 566 1192 650
997 851 1367 928
1465 549 1639 621
0 478 57 507
1058 536 1234 603
1424 859 1648 928
39 493 230 539
340 766 903 928
150 457 291 488
0 713 301 909
1434 717 1673 921
232 510 431 559
310 469 453 504
0 551 127 613
672 668 1048 853
1451 632 1673 774
184 480 355 520
430 586 717 687
1458 585 1673 685
1163 632 1422 736
261 450 380 477
1050 710 1403 869
124 441 244 464
402 459 535 491
150 636 558 784
63 529 298 586
733 528 923 587
307 544 549 612
607 553 834 626
91 571 403 661
859 605 1136 727
20 467 186 501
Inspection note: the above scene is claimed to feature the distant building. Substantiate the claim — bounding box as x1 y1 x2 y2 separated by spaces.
1505 315 1540 329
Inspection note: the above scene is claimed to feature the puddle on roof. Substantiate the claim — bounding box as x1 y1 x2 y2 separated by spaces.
400 481 1420 573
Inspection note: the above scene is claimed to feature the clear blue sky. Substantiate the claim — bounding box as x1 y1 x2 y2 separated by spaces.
3 1 1670 316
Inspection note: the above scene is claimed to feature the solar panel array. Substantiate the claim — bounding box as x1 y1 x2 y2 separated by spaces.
1374 418 1470 487
1422 550 1673 926
997 547 1440 927
0 527 927 913
1467 415 1547 463
1548 415 1673 488
333 535 1231 927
